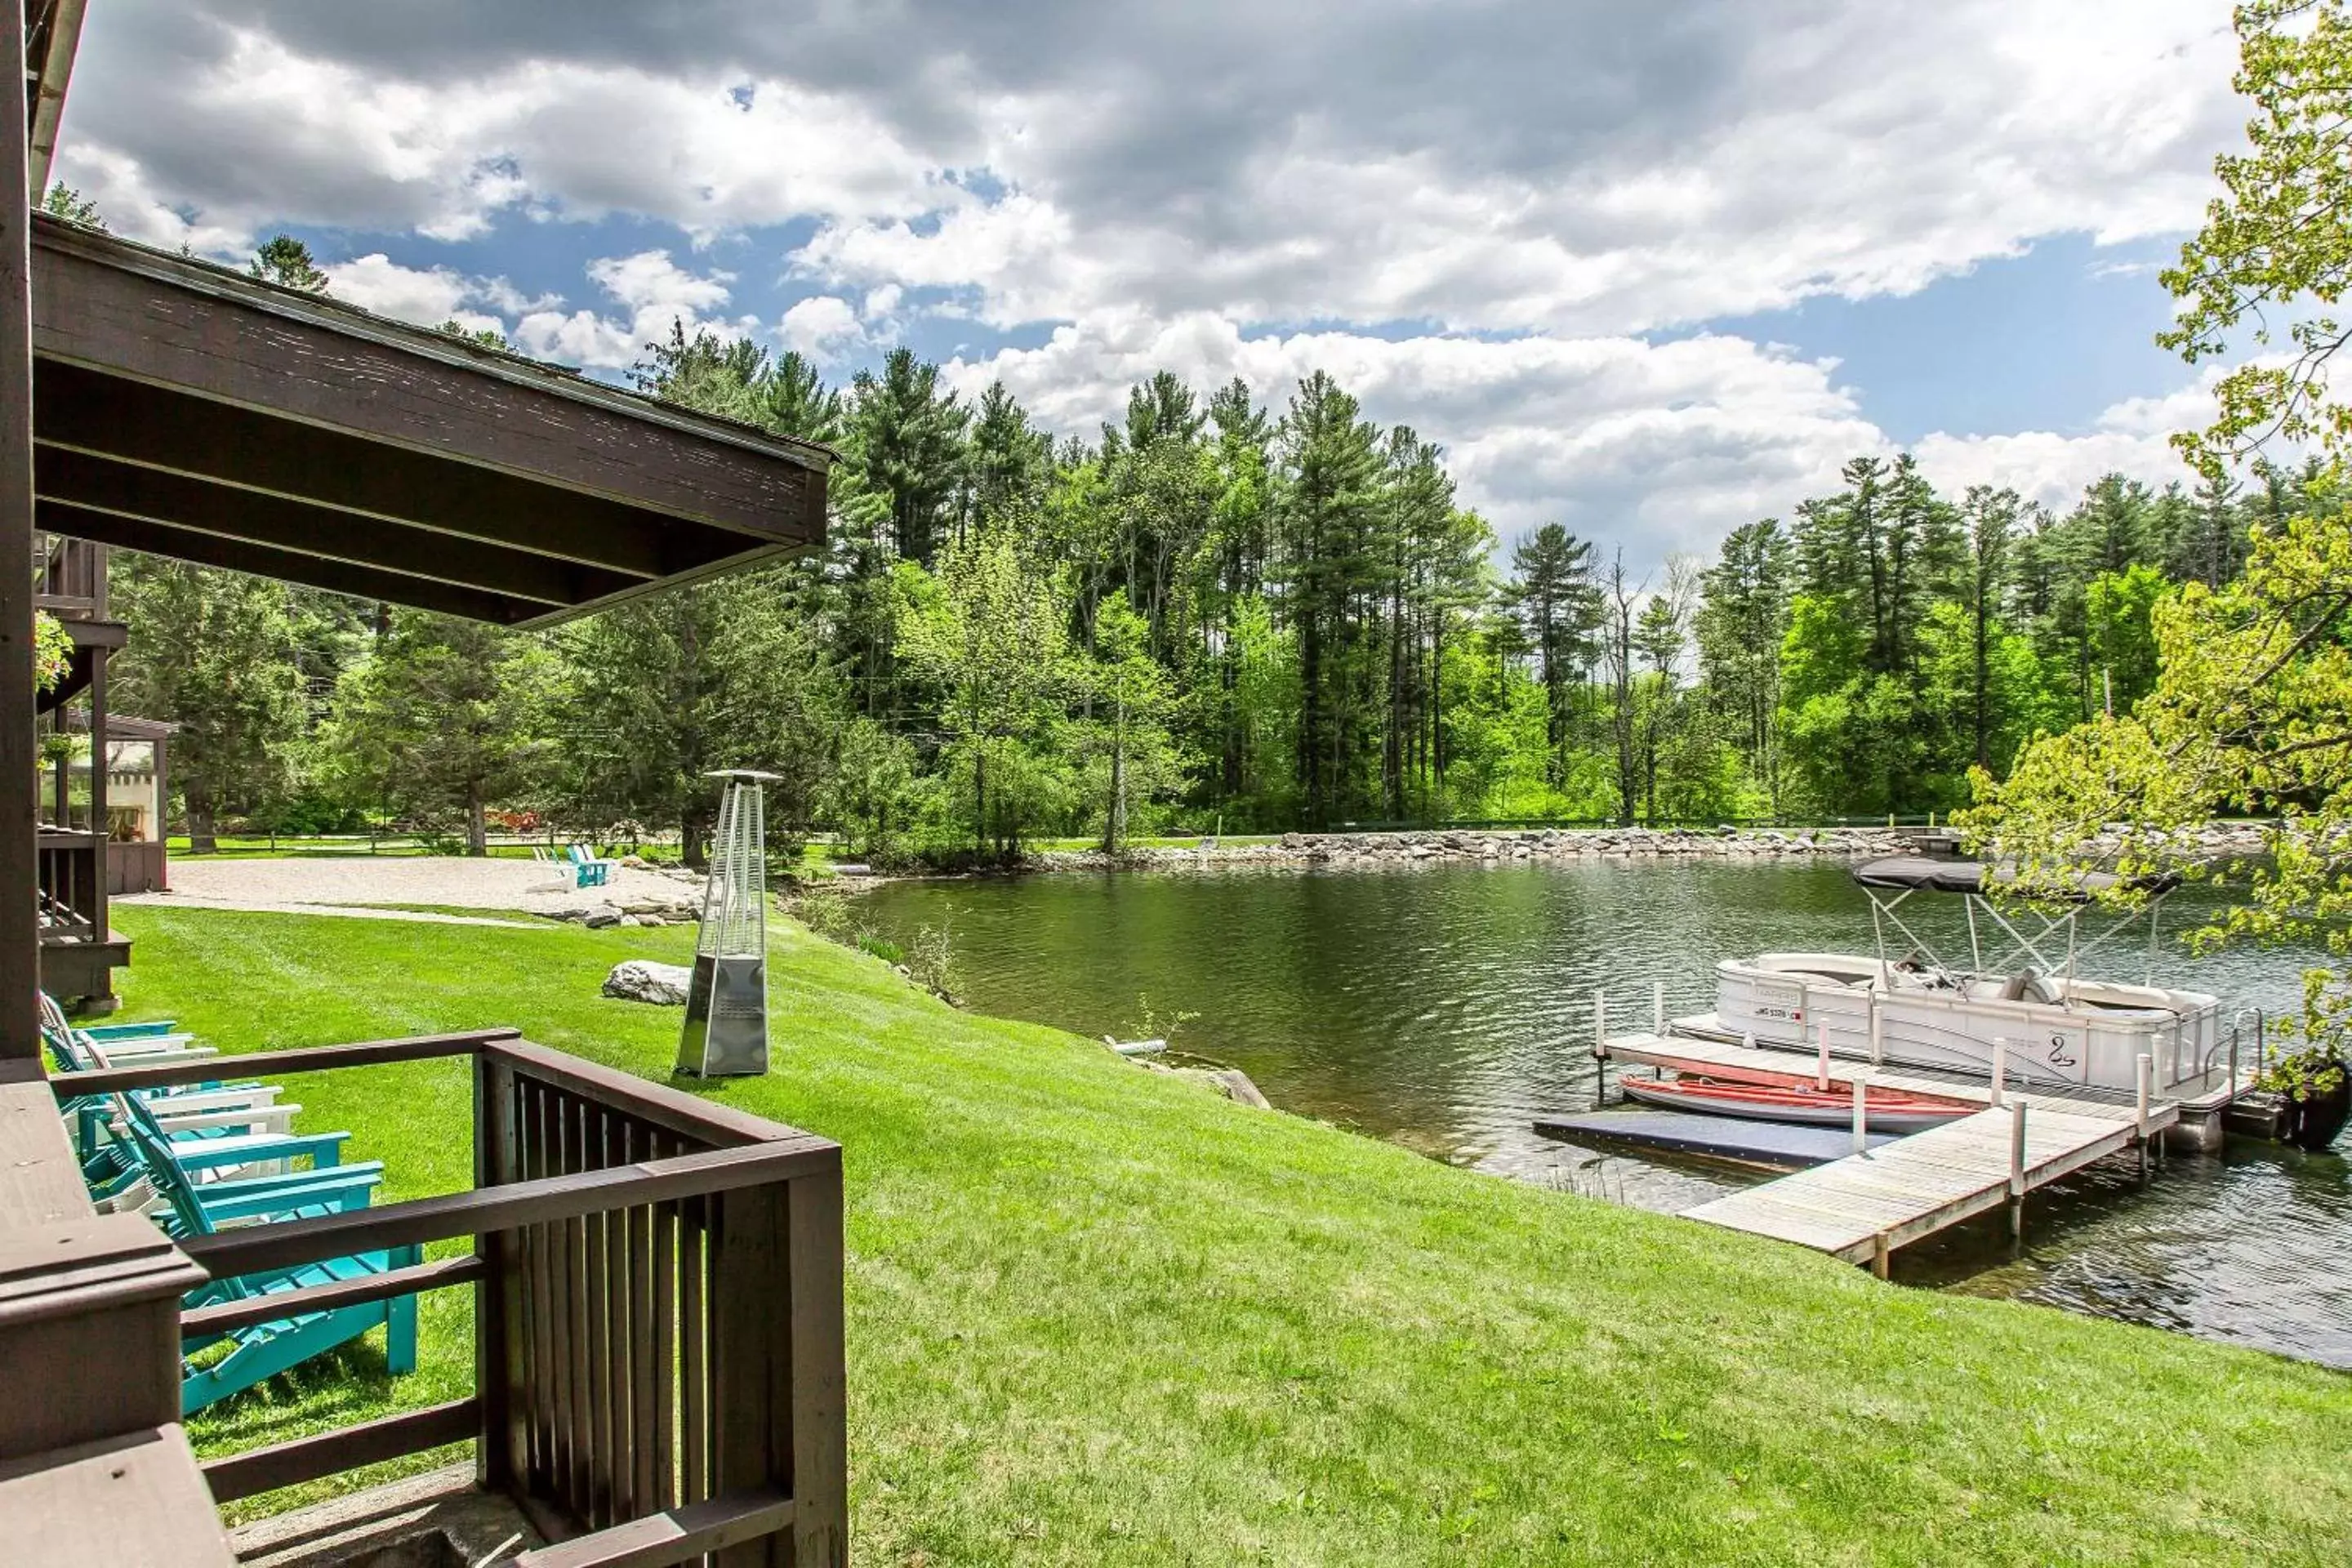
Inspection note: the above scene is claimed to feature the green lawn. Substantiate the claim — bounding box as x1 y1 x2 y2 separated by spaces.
114 903 2352 1566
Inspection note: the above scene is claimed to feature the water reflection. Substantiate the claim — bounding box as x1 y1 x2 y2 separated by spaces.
857 859 2352 1367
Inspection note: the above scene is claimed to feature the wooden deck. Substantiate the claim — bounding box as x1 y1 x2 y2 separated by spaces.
1682 1102 2173 1268
1598 1031 2179 1271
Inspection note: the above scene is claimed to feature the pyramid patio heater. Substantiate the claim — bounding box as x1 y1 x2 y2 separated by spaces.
677 769 782 1077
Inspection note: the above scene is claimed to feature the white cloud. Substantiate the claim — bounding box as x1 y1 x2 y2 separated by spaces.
1912 377 2220 512
48 0 2249 566
60 1 2239 336
950 312 1884 561
778 295 864 363
513 249 753 370
322 254 471 323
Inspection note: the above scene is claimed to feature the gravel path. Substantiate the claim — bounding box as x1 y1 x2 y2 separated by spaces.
118 855 706 924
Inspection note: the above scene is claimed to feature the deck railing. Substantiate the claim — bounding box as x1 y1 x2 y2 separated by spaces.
55 1030 846 1567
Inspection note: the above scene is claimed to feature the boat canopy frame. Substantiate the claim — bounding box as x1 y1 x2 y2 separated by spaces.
1852 858 2172 988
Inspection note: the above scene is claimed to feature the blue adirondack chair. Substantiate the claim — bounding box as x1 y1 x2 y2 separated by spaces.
567 842 613 888
116 1095 419 1414
42 1013 299 1201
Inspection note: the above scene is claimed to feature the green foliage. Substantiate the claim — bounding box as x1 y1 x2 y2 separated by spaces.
41 182 103 229
896 521 1068 853
31 608 70 693
2162 1 2352 474
249 234 329 292
1971 2 2352 1069
109 556 309 849
316 609 556 853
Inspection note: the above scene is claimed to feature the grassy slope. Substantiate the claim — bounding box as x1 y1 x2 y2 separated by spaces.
115 904 2352 1567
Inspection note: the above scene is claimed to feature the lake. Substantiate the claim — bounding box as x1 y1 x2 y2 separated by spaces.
853 858 2352 1369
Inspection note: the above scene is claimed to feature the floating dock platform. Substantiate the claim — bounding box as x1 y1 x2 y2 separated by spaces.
1535 1110 1900 1168
1593 1030 2181 1274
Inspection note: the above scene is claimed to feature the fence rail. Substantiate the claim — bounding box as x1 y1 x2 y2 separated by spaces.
58 1030 846 1566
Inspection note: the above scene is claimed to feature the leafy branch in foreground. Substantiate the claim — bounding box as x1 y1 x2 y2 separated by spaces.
1974 1 2352 1096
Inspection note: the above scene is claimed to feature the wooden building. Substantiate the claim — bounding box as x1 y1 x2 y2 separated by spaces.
0 5 849 1563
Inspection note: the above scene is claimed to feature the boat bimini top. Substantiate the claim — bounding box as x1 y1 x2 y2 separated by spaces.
1846 856 2183 991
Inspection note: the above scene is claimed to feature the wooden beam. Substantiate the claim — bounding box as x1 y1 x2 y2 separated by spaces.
35 361 683 577
53 1027 522 1097
32 226 828 541
202 1397 479 1504
179 1254 485 1341
0 0 36 1062
37 447 640 608
24 0 86 198
38 501 548 626
180 1139 840 1281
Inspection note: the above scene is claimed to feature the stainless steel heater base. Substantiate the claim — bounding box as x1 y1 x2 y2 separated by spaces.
675 953 769 1076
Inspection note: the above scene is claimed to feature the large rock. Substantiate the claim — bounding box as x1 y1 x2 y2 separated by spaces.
602 960 693 1005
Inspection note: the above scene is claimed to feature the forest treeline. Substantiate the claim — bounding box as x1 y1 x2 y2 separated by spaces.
92 225 2305 864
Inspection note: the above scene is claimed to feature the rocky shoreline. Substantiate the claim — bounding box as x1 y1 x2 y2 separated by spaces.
1026 823 1922 874
996 819 2277 877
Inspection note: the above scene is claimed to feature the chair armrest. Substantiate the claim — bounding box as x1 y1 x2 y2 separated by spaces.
171 1130 347 1173
86 1040 214 1065
196 1161 385 1223
140 1085 282 1113
81 1020 181 1040
140 1103 301 1134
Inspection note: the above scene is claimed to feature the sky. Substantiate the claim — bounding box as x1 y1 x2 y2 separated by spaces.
51 1 2250 573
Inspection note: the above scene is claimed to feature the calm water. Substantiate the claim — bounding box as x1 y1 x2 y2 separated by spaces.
855 860 2352 1368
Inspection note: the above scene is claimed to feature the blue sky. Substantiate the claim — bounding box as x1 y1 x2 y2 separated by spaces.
53 0 2244 568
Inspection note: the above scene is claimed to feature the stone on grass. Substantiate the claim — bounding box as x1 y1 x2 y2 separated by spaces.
602 960 693 1005
582 907 622 929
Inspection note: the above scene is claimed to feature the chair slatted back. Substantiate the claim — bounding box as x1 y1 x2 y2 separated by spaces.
116 1094 220 1242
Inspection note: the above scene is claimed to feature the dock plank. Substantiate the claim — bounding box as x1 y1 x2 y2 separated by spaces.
1681 1104 2159 1265
1601 1031 2180 1267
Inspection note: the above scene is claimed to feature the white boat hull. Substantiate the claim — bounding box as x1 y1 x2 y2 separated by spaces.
1713 953 2221 1094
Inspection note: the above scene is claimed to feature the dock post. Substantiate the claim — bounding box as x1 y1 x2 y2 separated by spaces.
2135 1052 2153 1180
1989 1038 2006 1109
1652 980 1665 1036
1816 1018 1831 1092
1871 1232 1891 1281
2007 1102 2029 1239
1851 1074 1867 1156
1592 990 1608 1107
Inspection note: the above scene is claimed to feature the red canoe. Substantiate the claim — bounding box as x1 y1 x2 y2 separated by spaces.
1619 1073 1975 1133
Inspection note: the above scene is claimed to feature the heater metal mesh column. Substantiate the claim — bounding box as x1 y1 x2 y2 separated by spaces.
676 768 779 1076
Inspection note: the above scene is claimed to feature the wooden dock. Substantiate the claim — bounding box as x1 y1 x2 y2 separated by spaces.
1597 1031 2180 1272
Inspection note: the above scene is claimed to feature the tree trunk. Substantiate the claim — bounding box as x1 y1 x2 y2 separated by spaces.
1104 697 1127 855
973 743 988 857
466 780 488 857
187 783 218 854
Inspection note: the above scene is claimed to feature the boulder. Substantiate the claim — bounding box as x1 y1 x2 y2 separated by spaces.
602 960 693 1005
582 907 622 929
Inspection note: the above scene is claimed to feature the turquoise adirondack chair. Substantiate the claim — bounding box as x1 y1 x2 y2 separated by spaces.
42 1013 299 1202
567 842 613 888
117 1095 419 1414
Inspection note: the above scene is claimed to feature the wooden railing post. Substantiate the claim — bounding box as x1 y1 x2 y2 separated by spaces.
475 1048 525 1495
787 1165 848 1567
710 1182 786 1567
